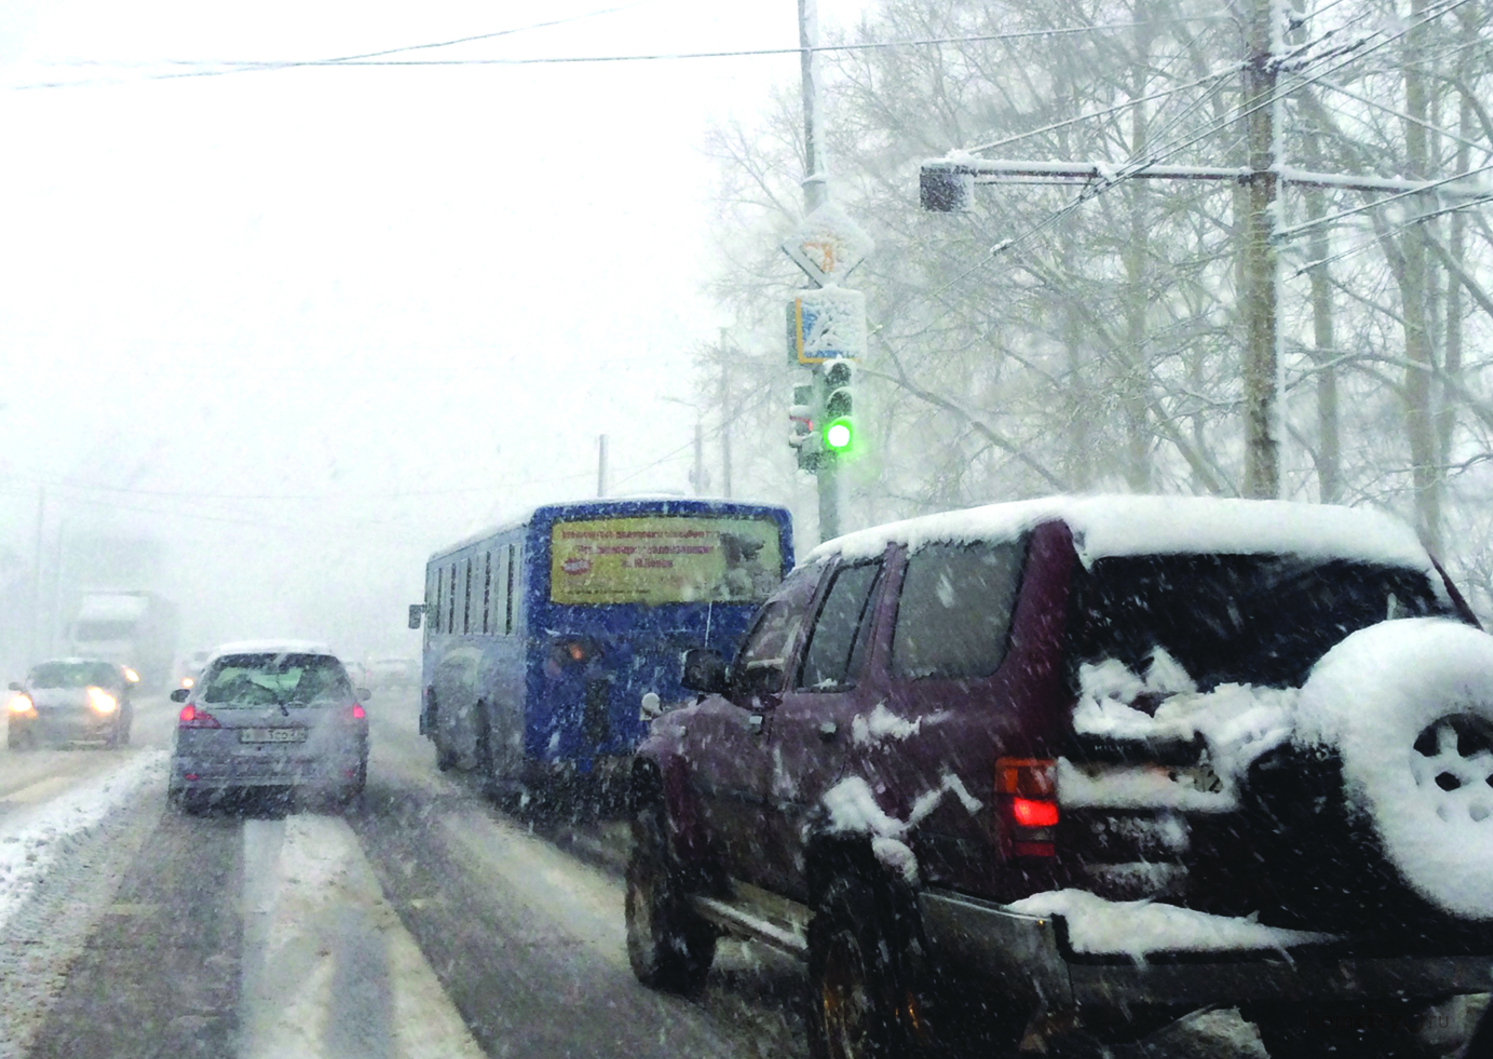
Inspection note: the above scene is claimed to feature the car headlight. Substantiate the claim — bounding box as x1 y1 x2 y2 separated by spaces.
181 676 195 689
7 693 33 715
123 667 140 684
86 686 118 714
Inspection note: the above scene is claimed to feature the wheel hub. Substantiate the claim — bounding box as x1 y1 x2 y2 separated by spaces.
1411 714 1493 822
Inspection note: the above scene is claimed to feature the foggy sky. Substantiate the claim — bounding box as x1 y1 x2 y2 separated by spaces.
0 0 869 661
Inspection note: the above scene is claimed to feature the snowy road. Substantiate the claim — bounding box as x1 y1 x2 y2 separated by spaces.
0 694 1272 1059
0 693 807 1059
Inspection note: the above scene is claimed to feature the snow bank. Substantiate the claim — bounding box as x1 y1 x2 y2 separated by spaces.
1008 889 1334 960
1065 652 1296 809
1298 618 1493 919
0 751 165 934
809 495 1433 575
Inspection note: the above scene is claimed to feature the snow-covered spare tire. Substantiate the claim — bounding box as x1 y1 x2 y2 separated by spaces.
1299 617 1493 921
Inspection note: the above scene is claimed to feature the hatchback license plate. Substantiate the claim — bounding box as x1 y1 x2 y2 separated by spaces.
240 728 307 744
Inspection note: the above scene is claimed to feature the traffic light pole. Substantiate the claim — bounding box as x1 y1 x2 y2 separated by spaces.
799 0 842 540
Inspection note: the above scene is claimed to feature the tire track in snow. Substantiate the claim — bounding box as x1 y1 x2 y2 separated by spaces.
238 813 486 1059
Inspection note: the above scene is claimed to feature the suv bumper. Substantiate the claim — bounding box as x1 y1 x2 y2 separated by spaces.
920 888 1493 1010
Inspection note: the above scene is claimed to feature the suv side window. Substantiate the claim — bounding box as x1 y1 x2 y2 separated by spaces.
734 564 821 696
891 538 1028 680
796 562 882 691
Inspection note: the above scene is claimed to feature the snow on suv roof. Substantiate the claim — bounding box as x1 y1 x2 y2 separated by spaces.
809 495 1435 572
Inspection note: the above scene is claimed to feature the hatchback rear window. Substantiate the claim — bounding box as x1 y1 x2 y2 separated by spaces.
29 661 118 688
891 538 1028 680
200 653 351 706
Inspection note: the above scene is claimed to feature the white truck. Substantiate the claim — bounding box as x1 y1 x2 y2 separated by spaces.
67 590 179 691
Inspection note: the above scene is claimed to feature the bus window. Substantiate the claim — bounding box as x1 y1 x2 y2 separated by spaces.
446 565 456 633
482 552 492 635
433 567 445 633
505 544 518 634
464 559 475 635
492 546 508 636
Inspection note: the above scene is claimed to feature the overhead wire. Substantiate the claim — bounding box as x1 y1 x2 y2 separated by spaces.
10 19 1231 91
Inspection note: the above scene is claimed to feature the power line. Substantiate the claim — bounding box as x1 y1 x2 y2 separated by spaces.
11 20 1228 91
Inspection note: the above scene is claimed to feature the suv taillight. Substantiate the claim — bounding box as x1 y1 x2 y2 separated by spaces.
178 704 221 728
997 757 1058 858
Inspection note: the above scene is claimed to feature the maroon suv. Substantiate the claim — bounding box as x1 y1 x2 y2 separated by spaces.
627 496 1493 1058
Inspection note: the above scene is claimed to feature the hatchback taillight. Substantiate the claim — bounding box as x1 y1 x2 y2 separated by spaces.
350 703 366 720
997 757 1058 858
178 704 221 728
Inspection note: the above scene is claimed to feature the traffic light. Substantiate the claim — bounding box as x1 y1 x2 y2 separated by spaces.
788 381 822 471
821 358 855 455
920 162 973 212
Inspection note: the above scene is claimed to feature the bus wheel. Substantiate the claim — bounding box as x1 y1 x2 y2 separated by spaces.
475 703 494 776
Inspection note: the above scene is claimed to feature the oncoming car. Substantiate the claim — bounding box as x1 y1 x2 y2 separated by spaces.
7 658 137 749
168 641 369 810
176 648 213 690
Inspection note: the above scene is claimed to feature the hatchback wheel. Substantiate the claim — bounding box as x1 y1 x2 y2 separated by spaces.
625 803 714 991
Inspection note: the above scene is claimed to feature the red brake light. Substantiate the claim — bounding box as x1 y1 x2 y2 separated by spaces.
1012 797 1060 828
997 757 1058 859
351 703 366 720
178 704 221 728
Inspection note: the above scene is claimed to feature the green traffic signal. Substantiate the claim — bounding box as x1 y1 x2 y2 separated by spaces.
824 417 854 452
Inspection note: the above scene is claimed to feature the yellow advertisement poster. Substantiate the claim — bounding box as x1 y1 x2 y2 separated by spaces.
550 516 782 605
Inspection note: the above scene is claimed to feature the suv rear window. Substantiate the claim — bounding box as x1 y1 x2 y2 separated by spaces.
1077 554 1453 690
891 538 1028 680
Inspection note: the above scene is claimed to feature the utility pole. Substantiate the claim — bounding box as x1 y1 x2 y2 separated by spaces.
918 0 1485 500
692 416 706 496
28 487 44 663
1241 0 1282 498
597 434 609 498
718 329 733 499
799 0 839 539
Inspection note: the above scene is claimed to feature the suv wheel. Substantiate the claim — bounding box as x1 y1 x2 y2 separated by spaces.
807 874 914 1059
1300 619 1493 921
625 803 715 991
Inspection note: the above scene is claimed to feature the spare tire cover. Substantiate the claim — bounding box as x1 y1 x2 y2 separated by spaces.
1299 617 1493 920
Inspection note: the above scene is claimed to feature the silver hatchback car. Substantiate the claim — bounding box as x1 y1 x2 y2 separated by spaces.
167 641 369 810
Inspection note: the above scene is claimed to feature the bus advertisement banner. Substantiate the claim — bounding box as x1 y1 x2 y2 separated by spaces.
549 516 782 606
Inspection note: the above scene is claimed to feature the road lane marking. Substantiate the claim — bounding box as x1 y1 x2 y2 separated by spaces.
239 814 485 1059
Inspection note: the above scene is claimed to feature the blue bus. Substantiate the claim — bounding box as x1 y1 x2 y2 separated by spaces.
413 497 794 802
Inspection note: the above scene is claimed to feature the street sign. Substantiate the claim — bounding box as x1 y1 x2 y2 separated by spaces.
788 287 866 365
781 202 874 287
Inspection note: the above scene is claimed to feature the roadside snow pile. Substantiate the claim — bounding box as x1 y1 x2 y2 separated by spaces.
0 751 165 934
1065 649 1296 810
1298 618 1493 920
1008 889 1334 960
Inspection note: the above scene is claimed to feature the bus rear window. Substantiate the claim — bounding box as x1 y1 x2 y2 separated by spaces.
550 516 782 605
